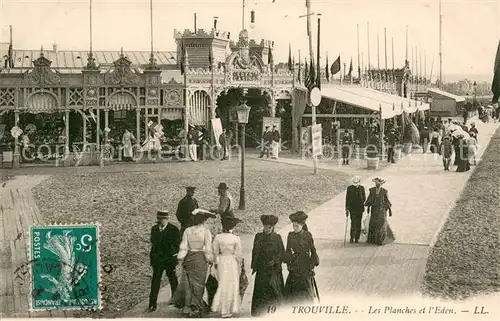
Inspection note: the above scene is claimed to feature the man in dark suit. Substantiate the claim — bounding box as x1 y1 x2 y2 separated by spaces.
345 176 366 243
175 186 199 236
386 128 398 163
341 129 353 165
148 210 181 312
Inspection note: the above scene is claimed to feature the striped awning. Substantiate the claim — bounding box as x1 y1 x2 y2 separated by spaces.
25 92 59 113
108 92 136 111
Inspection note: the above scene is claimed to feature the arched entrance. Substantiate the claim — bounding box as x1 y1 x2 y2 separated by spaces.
215 88 271 147
20 90 66 164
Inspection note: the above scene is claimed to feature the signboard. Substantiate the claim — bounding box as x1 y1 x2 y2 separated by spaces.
211 118 223 147
262 117 281 152
310 87 322 107
300 127 310 156
310 124 322 157
230 69 261 86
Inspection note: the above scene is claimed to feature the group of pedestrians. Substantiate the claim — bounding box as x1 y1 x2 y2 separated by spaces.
345 176 394 245
420 118 479 172
148 184 320 318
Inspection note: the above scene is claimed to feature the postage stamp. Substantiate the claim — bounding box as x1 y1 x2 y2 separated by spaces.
28 223 101 311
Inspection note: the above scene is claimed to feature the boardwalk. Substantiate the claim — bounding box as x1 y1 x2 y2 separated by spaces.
126 118 499 317
0 175 74 318
1 119 497 318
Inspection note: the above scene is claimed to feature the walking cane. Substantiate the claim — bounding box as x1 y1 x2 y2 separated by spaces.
343 214 349 247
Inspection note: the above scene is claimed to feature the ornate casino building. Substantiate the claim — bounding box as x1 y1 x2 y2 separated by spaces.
0 23 437 168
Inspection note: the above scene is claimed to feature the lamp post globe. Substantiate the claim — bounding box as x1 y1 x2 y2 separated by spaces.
237 101 251 210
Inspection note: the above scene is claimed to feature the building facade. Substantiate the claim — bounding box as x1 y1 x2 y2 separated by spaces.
0 27 295 167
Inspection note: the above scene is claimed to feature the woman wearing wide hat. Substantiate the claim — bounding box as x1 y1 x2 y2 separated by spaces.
283 211 320 304
171 209 216 317
211 216 244 318
250 215 285 316
364 177 395 245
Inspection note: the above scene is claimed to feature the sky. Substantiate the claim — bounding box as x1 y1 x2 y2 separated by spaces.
0 0 498 82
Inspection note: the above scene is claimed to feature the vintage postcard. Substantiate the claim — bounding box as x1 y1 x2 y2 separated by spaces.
0 0 498 319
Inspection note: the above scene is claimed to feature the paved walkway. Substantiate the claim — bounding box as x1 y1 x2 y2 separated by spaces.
0 175 75 318
1 119 497 318
125 118 499 317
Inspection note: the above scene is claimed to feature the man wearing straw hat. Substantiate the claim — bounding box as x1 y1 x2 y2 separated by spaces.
345 176 366 243
148 210 181 312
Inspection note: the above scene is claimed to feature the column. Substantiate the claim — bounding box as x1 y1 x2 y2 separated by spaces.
380 119 385 160
136 108 141 146
104 109 109 143
82 110 87 146
270 90 276 117
13 110 20 168
65 109 70 154
96 109 100 149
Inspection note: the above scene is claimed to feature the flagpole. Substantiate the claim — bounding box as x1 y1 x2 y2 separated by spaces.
377 30 380 70
384 28 387 86
306 0 314 66
391 37 394 80
438 0 443 88
367 22 371 72
419 48 422 86
194 13 197 33
242 0 246 30
384 28 387 70
405 25 408 63
316 14 321 90
424 51 427 84
357 24 361 79
361 52 364 85
90 0 93 54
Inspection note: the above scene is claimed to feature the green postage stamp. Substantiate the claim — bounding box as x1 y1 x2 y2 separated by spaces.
28 224 101 311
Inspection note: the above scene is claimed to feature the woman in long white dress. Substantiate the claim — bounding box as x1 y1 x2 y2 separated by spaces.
122 129 135 161
211 216 243 318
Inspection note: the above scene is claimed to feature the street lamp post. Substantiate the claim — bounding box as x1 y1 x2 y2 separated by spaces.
237 101 251 210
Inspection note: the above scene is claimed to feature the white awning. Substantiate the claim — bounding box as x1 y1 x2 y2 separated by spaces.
321 85 429 119
428 88 466 102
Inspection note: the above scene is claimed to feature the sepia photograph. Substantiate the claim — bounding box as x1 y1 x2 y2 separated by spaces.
0 0 499 319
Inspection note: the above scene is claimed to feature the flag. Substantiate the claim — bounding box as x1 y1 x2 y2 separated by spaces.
304 59 309 81
493 40 500 103
208 46 213 71
288 44 292 71
347 59 353 78
325 55 330 82
330 56 341 75
268 44 273 65
305 58 316 91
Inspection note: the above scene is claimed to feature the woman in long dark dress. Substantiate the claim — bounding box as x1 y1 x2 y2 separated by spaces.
283 211 320 304
250 215 285 316
364 178 395 245
171 211 216 317
456 137 471 172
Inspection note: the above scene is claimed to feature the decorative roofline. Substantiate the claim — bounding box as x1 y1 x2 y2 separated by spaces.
173 28 231 40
